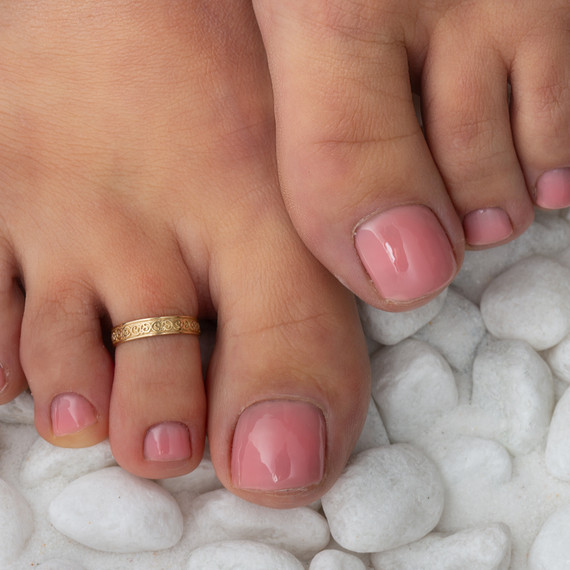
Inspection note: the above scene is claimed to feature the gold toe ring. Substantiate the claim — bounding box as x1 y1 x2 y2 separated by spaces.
111 315 200 346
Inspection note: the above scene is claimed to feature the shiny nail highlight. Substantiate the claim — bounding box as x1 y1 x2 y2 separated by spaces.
354 205 456 302
0 363 7 394
232 400 325 491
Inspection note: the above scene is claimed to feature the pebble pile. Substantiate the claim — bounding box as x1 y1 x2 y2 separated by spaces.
2 210 570 569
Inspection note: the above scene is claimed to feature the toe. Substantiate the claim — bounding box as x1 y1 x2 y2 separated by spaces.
104 263 205 480
422 8 535 249
206 179 370 508
252 0 464 310
20 277 112 448
0 252 26 403
508 3 570 210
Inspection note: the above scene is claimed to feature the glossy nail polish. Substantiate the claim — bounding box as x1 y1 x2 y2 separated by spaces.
535 168 570 209
232 400 325 491
355 205 456 302
463 207 513 246
51 393 97 436
144 422 192 461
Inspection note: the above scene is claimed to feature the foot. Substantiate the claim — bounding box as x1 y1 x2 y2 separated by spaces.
252 0 570 310
0 1 370 508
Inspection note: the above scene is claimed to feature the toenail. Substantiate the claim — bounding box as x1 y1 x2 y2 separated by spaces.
535 168 570 209
354 205 457 302
231 400 326 492
144 422 192 462
463 208 513 247
51 393 98 436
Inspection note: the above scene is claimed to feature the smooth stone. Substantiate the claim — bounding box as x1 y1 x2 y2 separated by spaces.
557 243 570 270
545 387 570 479
528 504 570 569
0 391 35 424
36 560 87 569
471 339 554 455
414 288 486 372
0 477 34 565
159 456 222 495
184 488 330 560
186 540 303 569
353 398 390 455
453 212 570 304
371 339 458 443
21 437 116 487
49 466 183 553
426 436 512 487
371 523 511 569
545 334 570 383
322 445 444 553
358 290 447 345
310 549 367 569
480 256 570 350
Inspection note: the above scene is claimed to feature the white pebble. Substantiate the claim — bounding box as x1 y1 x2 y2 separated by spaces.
159 456 222 495
480 256 570 350
528 504 570 569
545 387 570 480
414 288 486 371
358 289 447 345
186 540 303 569
371 523 511 569
184 488 330 560
21 437 116 487
352 398 389 455
310 549 367 569
49 466 183 553
0 477 34 565
426 436 512 488
36 560 87 569
322 445 444 553
371 340 458 443
544 334 570 383
0 391 35 424
471 339 554 455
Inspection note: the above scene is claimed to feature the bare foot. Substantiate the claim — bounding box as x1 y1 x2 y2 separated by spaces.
253 0 569 309
0 0 369 508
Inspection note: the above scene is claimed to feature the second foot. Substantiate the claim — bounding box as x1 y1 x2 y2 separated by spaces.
0 1 369 507
253 0 570 310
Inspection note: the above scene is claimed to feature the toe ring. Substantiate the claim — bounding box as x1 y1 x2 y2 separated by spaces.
111 315 201 346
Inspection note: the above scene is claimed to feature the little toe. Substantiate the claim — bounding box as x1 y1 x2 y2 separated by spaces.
19 278 112 448
104 270 205 480
252 0 464 310
508 4 570 210
422 11 535 250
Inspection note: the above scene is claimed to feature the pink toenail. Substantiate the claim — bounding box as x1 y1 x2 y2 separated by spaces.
51 393 97 436
535 168 570 209
231 400 326 491
354 205 457 302
463 208 513 246
144 422 192 462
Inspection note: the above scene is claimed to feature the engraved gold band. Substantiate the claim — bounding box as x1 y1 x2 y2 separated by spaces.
111 316 200 346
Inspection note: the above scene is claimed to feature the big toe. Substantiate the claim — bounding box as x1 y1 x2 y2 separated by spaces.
206 172 370 508
252 0 464 311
